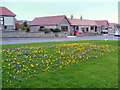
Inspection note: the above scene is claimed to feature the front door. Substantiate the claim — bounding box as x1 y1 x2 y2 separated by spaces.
86 27 89 32
95 26 97 32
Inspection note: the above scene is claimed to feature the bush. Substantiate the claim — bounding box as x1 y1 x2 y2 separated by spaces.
20 26 25 30
26 27 30 32
50 28 61 33
43 28 51 33
50 28 54 32
39 28 44 31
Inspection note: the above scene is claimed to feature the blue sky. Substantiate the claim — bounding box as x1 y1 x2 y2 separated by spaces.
1 0 119 23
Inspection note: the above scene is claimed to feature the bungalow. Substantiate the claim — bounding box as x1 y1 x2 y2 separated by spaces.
29 15 71 35
109 23 118 31
95 20 109 30
68 18 101 35
0 7 16 30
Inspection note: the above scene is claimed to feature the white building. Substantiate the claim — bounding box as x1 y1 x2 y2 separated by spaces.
0 7 16 31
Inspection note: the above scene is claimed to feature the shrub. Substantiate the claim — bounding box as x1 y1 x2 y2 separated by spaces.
53 28 61 32
50 28 54 32
20 21 29 31
26 27 30 32
43 28 51 33
39 28 44 31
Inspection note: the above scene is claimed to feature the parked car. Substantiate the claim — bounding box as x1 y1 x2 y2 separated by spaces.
74 30 84 35
101 30 108 34
114 30 120 36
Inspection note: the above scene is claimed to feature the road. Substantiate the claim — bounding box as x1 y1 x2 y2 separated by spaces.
1 35 119 45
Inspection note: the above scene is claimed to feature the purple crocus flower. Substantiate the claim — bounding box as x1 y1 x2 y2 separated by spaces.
50 46 55 48
36 62 40 64
22 61 26 63
13 76 16 79
45 56 48 59
83 53 87 55
35 66 38 67
10 75 12 78
32 61 34 63
26 59 29 61
35 56 39 58
75 55 78 57
44 62 47 64
26 48 30 50
58 61 62 64
52 65 55 67
61 55 64 57
12 61 15 64
17 65 22 68
90 49 92 51
18 79 21 82
18 54 21 55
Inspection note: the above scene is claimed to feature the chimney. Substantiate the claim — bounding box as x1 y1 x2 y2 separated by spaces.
71 14 73 19
80 15 83 20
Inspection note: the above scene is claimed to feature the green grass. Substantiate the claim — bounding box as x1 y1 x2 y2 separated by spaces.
18 51 118 88
2 40 119 88
2 40 119 49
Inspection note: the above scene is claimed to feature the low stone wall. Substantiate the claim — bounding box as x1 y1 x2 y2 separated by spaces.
54 32 68 37
2 31 67 38
76 32 102 37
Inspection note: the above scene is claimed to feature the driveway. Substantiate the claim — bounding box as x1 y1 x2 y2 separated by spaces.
1 35 119 45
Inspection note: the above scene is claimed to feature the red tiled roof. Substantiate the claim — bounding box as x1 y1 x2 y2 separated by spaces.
29 15 71 26
109 23 116 28
0 7 16 16
95 20 109 26
68 18 98 26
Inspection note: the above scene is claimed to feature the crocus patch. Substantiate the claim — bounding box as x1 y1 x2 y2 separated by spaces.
1 43 118 87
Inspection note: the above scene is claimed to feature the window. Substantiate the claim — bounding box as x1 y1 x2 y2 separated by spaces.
40 26 44 28
91 26 94 30
0 17 4 25
81 28 85 32
61 26 68 31
76 26 79 30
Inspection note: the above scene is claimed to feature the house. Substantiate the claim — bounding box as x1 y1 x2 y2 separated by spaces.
109 23 118 31
29 15 71 35
0 7 16 31
95 20 109 30
68 18 101 34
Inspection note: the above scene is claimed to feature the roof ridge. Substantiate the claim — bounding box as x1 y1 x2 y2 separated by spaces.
35 15 66 19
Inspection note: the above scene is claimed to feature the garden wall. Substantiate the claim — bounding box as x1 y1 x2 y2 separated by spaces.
2 31 67 38
76 32 102 37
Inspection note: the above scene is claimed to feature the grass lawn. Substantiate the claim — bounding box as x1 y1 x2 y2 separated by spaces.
1 40 119 88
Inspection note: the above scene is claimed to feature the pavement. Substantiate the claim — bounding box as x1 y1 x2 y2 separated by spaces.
1 35 119 45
